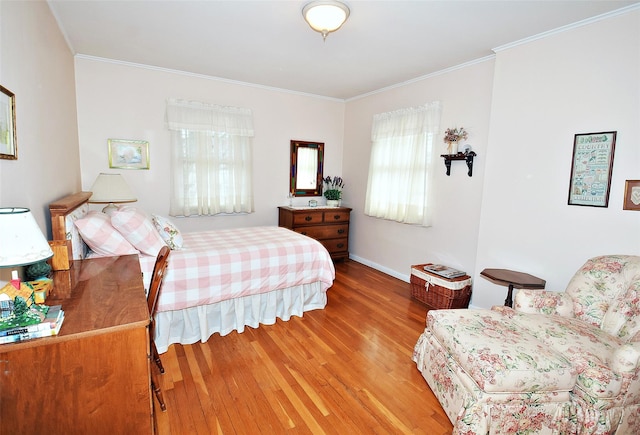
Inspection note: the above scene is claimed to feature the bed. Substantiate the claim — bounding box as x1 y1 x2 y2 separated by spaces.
49 192 335 353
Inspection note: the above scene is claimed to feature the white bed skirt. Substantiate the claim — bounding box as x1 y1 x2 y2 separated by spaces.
154 281 327 353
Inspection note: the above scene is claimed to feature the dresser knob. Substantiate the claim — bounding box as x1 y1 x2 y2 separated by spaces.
337 243 344 249
305 216 312 221
333 215 341 220
337 229 345 234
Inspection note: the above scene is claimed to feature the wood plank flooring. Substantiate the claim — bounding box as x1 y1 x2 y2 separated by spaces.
154 260 453 434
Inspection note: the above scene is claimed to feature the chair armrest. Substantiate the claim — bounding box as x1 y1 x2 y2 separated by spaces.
491 305 516 317
514 289 574 317
612 342 640 374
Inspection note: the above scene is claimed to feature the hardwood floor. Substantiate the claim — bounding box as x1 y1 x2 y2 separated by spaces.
154 260 453 434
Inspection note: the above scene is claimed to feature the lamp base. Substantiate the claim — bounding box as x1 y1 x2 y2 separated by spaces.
102 203 119 215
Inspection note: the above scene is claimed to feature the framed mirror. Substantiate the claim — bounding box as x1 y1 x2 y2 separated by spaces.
290 140 324 197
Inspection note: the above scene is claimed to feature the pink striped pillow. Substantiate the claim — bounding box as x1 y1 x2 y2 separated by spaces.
74 211 139 257
110 207 166 256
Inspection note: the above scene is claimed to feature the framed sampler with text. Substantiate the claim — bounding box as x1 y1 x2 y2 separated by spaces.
567 131 616 207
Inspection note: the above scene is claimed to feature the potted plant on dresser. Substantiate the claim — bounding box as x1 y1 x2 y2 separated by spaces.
323 176 345 207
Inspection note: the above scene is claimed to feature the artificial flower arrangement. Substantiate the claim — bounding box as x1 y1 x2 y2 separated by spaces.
323 176 345 200
443 127 468 144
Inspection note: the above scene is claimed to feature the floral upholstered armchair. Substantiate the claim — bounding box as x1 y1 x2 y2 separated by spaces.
412 255 640 434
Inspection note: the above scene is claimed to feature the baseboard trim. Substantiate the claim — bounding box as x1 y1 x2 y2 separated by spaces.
348 254 410 283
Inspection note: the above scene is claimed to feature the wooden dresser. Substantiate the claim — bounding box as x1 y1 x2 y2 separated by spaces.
0 255 152 434
278 206 351 261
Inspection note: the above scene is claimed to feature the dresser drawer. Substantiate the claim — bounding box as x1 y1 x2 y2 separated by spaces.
323 210 350 223
321 238 348 254
296 223 348 240
278 206 352 261
292 211 324 225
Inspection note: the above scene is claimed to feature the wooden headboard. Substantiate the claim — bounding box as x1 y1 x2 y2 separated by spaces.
49 192 92 267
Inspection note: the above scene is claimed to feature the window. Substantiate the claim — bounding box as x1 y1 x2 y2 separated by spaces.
166 99 254 216
364 101 441 225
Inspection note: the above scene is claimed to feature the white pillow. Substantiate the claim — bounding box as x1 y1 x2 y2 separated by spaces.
110 207 166 257
152 215 184 250
74 211 139 257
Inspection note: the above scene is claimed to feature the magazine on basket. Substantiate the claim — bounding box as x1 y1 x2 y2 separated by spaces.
423 264 466 279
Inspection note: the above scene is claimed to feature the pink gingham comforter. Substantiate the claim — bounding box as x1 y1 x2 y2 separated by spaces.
138 226 335 313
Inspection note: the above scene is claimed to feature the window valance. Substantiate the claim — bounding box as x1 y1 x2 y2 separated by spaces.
166 98 254 137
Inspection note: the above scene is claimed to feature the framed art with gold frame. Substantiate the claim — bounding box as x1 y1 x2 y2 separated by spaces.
108 139 149 170
0 85 17 160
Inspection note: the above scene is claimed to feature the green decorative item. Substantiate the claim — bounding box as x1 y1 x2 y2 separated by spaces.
323 176 345 201
12 295 28 317
26 260 52 281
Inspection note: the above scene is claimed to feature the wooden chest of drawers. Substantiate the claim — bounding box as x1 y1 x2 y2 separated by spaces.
278 206 351 261
0 255 152 434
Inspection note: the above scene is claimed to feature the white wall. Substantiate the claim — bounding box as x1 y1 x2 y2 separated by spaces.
74 58 345 232
344 9 640 308
473 10 640 307
0 1 81 231
343 60 495 282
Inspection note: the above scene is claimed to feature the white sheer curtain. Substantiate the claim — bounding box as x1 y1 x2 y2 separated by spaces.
166 99 255 216
364 101 441 225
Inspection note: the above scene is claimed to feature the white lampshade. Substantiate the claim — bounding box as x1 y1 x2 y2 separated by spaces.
303 1 350 41
0 208 54 267
88 173 137 214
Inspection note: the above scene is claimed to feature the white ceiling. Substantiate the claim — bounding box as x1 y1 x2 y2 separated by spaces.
47 0 638 100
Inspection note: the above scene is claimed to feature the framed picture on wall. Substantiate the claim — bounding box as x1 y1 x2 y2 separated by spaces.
623 180 640 211
0 85 17 160
567 131 616 207
108 139 150 170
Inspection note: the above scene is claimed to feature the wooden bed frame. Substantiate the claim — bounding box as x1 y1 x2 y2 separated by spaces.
49 191 92 269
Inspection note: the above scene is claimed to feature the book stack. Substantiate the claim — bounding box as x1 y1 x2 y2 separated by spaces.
0 304 65 345
423 264 467 279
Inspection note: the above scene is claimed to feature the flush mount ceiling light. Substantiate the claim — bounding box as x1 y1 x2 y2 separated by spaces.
302 0 350 41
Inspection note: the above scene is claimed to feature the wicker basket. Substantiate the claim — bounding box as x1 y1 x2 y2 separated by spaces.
410 264 472 309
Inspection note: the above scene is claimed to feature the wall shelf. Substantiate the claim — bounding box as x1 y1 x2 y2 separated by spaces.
440 151 476 177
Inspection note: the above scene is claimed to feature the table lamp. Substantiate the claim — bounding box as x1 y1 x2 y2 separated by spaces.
0 207 54 288
88 173 137 215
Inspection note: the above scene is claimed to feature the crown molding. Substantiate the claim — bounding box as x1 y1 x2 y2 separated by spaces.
346 55 496 102
493 3 640 53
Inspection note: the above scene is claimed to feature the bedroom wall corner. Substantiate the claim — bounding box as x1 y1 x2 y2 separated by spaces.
473 9 640 308
0 1 81 233
342 59 495 285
